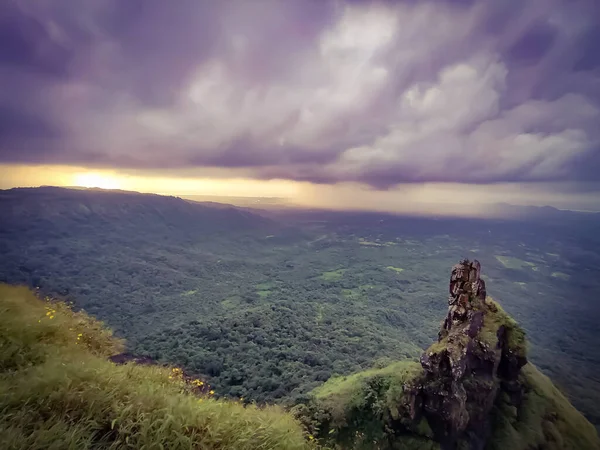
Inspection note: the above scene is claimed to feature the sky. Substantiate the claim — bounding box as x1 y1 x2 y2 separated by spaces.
1 0 599 215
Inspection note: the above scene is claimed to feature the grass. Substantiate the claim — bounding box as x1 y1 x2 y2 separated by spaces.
305 357 600 450
0 284 316 450
424 297 525 360
312 360 422 401
358 238 383 247
320 269 347 281
495 256 537 270
256 282 277 298
488 364 600 450
181 289 198 297
479 298 527 355
315 304 324 325
221 295 242 310
341 285 376 302
308 360 426 448
341 288 363 302
305 295 599 449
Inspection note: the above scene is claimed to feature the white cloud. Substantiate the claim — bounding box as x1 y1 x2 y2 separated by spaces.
73 2 399 164
329 56 599 183
25 0 598 187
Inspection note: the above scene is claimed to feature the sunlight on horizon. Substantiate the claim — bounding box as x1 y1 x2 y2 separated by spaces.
73 172 122 190
0 164 301 199
2 164 599 213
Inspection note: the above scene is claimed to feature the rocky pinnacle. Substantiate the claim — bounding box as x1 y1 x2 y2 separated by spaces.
412 259 527 450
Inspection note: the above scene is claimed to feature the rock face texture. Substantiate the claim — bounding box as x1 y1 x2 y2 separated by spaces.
415 259 527 450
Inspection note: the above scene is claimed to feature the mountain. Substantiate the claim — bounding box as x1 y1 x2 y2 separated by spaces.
489 202 600 221
296 260 600 449
0 186 274 240
180 194 292 209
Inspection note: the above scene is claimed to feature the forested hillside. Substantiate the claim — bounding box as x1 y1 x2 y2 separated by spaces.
1 187 599 430
0 285 313 449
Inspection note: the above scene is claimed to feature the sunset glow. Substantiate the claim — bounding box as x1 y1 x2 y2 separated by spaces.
73 173 122 190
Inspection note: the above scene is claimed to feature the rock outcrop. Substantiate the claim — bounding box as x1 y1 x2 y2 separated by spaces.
299 259 600 450
415 259 527 450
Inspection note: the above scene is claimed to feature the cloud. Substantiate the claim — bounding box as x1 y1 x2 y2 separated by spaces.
0 0 599 191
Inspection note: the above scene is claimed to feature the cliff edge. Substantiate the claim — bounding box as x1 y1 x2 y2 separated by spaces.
296 260 600 450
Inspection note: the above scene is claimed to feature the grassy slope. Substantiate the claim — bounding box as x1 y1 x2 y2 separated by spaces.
302 300 600 450
489 364 600 450
305 361 599 449
298 360 437 450
0 285 314 450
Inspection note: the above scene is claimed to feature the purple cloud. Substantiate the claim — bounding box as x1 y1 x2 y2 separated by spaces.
0 0 599 188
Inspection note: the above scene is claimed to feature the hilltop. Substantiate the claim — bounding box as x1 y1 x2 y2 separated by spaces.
295 260 600 449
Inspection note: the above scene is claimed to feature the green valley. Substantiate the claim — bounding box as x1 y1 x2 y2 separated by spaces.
1 187 600 435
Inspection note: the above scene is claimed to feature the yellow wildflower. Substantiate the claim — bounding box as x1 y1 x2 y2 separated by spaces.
78 333 83 337
309 435 314 440
209 390 215 395
49 315 54 319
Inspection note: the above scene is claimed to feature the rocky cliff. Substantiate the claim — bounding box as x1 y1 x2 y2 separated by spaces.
415 259 527 449
296 260 600 450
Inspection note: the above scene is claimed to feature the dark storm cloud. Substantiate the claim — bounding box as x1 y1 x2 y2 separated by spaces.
573 25 600 72
0 0 599 187
507 20 558 64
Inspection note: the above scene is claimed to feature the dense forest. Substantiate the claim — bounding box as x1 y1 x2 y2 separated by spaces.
1 187 599 430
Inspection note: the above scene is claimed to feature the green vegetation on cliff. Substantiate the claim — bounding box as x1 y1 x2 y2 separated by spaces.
294 360 434 449
489 364 600 450
297 297 600 450
0 285 314 450
299 358 600 449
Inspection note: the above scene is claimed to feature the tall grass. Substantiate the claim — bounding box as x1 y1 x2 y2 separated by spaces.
0 285 317 449
488 364 600 450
